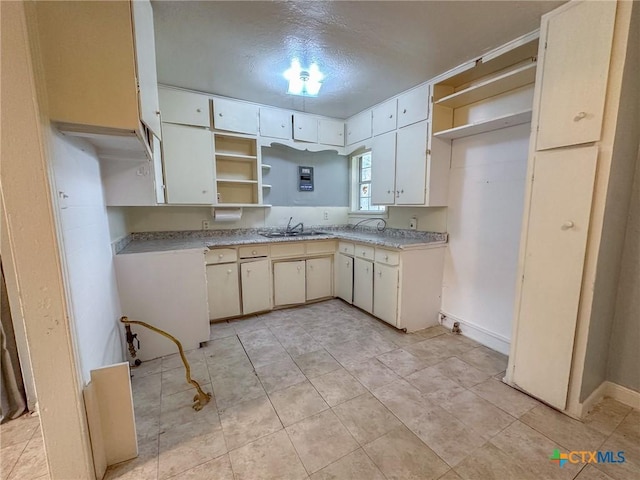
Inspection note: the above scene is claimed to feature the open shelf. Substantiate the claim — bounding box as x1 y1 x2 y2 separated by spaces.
216 179 258 184
436 63 536 109
433 109 532 140
214 132 257 157
215 152 257 162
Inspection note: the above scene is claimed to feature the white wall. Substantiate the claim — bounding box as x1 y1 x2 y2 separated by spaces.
50 129 124 383
441 124 530 354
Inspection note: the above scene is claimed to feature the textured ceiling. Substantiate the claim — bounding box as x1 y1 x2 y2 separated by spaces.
152 1 565 119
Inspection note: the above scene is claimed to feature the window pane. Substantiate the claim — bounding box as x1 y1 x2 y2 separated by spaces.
359 197 370 210
361 167 371 182
361 153 371 169
360 183 370 198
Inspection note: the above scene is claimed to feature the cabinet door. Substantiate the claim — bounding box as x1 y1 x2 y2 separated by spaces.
260 107 292 140
372 98 398 136
152 135 166 204
318 119 345 146
373 263 399 327
159 88 210 128
162 123 216 204
207 263 240 320
395 121 427 205
241 259 271 314
371 131 397 205
346 111 372 146
131 0 161 139
335 254 353 303
101 160 157 207
353 258 373 313
306 257 333 301
512 145 598 410
397 84 429 128
273 261 306 306
536 1 616 151
293 113 318 143
213 98 258 135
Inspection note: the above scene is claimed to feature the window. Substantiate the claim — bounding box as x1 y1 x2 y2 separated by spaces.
352 151 385 213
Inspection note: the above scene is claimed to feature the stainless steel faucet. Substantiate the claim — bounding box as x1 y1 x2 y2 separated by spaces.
285 216 304 234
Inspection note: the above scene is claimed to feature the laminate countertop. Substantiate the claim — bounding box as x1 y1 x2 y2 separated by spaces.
115 227 448 255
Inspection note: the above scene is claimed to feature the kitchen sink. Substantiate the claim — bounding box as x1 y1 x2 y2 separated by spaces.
259 231 328 238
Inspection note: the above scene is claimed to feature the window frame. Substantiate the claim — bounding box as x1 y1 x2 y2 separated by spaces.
349 150 387 216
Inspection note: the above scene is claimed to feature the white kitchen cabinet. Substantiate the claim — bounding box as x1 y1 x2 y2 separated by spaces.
114 249 210 361
152 135 166 204
353 258 373 313
259 107 292 140
395 120 428 205
535 1 616 151
213 98 258 135
373 263 399 327
372 98 398 136
346 110 372 146
273 260 306 306
335 254 353 304
511 146 597 409
371 131 397 205
293 113 319 143
318 119 345 147
207 263 241 320
370 121 429 206
131 0 162 139
159 87 211 128
162 123 216 204
306 257 333 301
397 84 429 128
241 259 271 314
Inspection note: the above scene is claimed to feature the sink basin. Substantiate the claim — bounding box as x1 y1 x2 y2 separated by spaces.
259 231 327 238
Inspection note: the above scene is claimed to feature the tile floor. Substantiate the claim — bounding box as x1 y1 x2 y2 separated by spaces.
1 299 638 480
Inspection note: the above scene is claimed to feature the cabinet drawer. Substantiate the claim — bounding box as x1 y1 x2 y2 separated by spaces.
159 88 210 128
306 240 336 255
375 248 400 266
338 242 355 256
239 245 269 259
205 248 237 264
270 242 305 258
355 245 375 260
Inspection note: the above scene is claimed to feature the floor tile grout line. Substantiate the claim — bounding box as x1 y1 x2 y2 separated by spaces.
2 435 32 480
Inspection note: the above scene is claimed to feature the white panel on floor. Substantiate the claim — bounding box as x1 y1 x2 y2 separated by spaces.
442 123 529 346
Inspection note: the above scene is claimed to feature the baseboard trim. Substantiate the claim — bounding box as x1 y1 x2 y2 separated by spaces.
580 381 640 416
439 311 510 355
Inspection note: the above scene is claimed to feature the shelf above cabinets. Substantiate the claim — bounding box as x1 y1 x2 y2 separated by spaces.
436 62 537 109
433 109 533 140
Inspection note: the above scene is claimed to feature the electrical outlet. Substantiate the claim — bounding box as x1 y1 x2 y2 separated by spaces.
202 220 211 230
409 217 417 230
323 211 329 221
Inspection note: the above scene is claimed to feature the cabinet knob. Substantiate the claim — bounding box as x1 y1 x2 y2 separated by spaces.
218 254 224 259
385 255 389 261
218 112 223 116
362 251 366 256
366 267 369 273
281 124 285 128
196 108 202 113
339 132 343 136
227 269 232 274
378 270 382 276
346 261 350 266
389 114 393 119
403 108 407 114
561 221 575 230
574 111 587 121
297 265 302 271
202 190 207 194
387 190 391 194
252 250 257 255
155 110 161 116
246 269 251 273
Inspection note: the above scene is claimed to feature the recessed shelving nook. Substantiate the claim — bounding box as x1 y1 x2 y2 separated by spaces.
213 132 262 205
432 31 539 140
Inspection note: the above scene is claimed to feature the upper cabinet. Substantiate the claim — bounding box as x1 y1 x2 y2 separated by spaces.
397 85 430 128
318 119 345 147
159 88 211 128
293 113 319 143
34 0 160 159
535 0 616 151
372 99 398 136
212 98 258 135
346 111 373 146
259 108 292 140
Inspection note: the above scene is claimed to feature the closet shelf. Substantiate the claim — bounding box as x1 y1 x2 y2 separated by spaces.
436 62 537 108
433 109 532 140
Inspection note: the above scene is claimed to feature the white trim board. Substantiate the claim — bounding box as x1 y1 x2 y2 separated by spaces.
580 381 640 417
439 311 510 355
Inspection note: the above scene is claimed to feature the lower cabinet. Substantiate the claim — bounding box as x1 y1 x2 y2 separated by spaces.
335 253 353 303
273 260 306 306
114 249 210 361
373 263 399 326
353 258 374 313
306 257 332 301
241 259 272 314
206 263 241 320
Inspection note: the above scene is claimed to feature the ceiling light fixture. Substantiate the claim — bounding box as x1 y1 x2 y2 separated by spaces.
284 59 323 97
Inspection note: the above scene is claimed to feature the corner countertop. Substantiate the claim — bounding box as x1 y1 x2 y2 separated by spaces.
114 226 448 255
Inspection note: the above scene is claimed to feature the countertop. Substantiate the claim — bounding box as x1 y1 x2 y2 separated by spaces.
115 226 448 255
